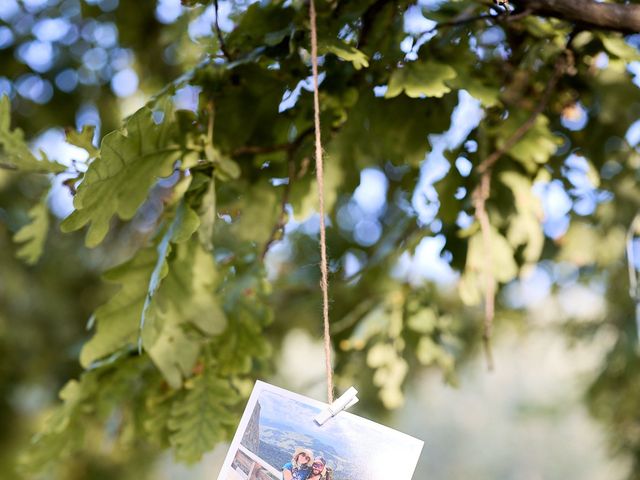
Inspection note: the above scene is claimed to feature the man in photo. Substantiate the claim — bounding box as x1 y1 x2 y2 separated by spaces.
308 457 332 480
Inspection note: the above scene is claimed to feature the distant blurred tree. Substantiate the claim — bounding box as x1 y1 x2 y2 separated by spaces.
1 0 640 478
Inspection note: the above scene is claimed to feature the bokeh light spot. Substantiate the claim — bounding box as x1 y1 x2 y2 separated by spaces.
33 17 70 42
16 40 54 72
16 74 53 103
55 69 78 92
0 26 15 49
110 68 138 97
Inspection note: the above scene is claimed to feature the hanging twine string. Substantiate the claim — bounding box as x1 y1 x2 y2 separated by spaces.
309 0 334 404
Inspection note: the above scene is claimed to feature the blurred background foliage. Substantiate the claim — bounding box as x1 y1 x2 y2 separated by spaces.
1 0 640 479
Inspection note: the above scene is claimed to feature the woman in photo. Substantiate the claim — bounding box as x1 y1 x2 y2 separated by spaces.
282 447 313 480
308 457 332 480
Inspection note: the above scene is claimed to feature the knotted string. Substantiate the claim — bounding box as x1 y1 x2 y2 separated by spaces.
309 0 334 404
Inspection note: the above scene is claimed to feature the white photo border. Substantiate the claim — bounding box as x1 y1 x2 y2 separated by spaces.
216 380 424 480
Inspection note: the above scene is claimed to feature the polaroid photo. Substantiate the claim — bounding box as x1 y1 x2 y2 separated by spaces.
217 381 424 480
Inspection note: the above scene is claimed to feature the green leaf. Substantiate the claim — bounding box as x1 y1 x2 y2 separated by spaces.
13 193 50 265
458 270 483 306
499 172 544 264
61 105 182 247
171 203 201 244
214 154 241 181
146 240 226 387
203 142 239 178
496 114 561 171
407 308 438 334
416 336 454 368
600 34 640 62
21 369 102 472
158 240 225 336
331 87 456 170
20 357 150 474
180 0 210 6
447 74 501 107
168 373 238 463
468 228 518 283
557 222 626 267
147 318 200 389
19 384 88 474
227 2 294 52
459 227 518 306
0 96 65 173
65 125 99 158
367 342 408 409
81 248 158 367
196 175 216 251
144 390 176 448
139 202 200 352
322 39 369 70
434 164 465 225
290 155 343 220
215 270 272 375
421 1 479 23
228 181 280 243
81 203 222 386
345 304 388 349
386 61 457 99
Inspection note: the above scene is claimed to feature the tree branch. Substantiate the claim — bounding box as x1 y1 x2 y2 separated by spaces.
358 0 395 49
415 8 531 42
231 126 314 158
420 0 640 34
257 127 314 260
514 0 640 34
471 171 495 370
261 154 295 261
471 50 569 370
213 0 232 61
477 53 567 174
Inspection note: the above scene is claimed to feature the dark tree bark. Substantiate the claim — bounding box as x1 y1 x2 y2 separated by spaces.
513 0 640 33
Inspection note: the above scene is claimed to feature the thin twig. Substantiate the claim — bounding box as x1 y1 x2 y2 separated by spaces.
231 143 291 157
261 154 295 261
425 12 502 34
62 177 78 195
213 0 232 61
503 8 533 22
240 127 314 260
478 54 567 174
231 127 314 158
416 7 531 42
207 101 214 141
341 218 420 284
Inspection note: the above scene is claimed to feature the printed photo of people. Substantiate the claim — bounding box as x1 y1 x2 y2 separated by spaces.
281 448 332 480
217 382 423 480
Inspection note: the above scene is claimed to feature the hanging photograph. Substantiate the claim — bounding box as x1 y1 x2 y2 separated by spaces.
217 381 423 480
